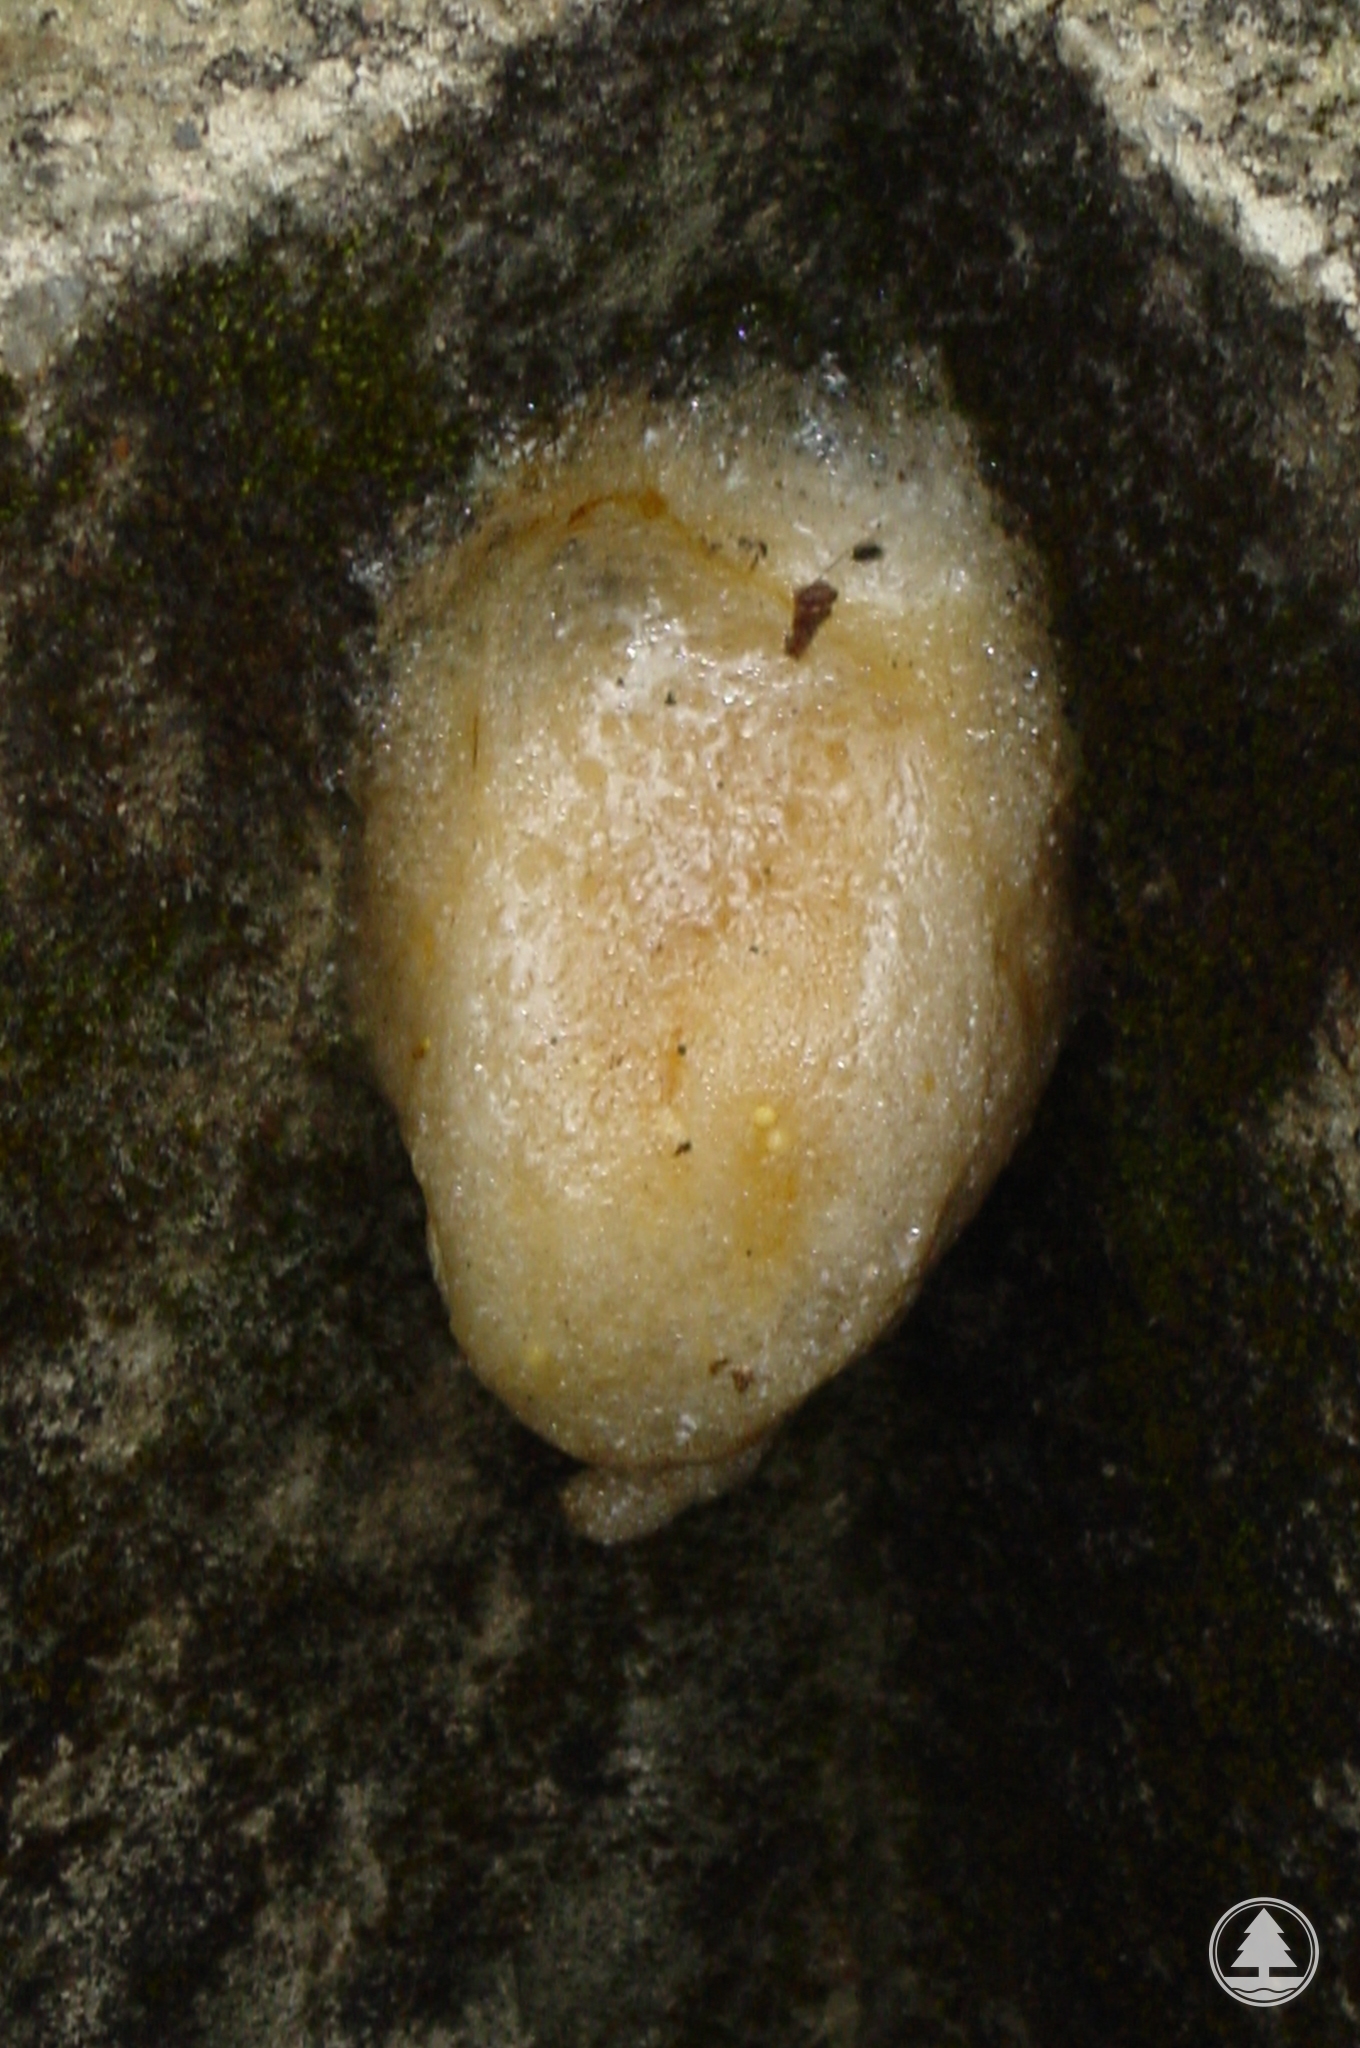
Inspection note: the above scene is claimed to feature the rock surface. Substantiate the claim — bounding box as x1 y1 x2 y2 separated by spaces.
3 1 1360 2044
0 0 583 383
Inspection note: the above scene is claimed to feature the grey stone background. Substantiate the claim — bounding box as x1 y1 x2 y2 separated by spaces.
3 1 1360 2043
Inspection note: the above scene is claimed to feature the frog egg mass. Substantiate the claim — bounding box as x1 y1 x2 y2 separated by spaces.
356 369 1073 1542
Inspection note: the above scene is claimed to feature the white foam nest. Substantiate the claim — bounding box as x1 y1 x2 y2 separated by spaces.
356 366 1074 1540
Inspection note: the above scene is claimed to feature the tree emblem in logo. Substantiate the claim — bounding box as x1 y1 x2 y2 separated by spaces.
1209 1898 1319 2007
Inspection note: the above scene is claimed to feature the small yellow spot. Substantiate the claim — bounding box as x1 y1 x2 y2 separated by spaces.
764 1125 787 1154
752 1103 777 1129
412 1036 431 1062
524 1342 548 1372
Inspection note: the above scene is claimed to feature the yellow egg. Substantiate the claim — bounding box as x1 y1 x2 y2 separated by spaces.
356 368 1073 1541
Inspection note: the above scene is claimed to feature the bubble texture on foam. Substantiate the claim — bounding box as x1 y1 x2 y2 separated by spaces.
356 369 1073 1517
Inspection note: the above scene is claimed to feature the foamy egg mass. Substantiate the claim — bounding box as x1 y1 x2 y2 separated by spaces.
357 368 1073 1541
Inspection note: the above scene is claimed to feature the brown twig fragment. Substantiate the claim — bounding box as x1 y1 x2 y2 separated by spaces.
784 578 838 658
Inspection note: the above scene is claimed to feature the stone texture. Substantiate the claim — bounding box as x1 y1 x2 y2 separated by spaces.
0 0 582 384
1049 0 1360 334
4 1 1360 2044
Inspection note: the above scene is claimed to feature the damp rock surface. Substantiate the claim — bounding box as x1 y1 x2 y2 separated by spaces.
0 0 590 383
4 0 1360 2042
